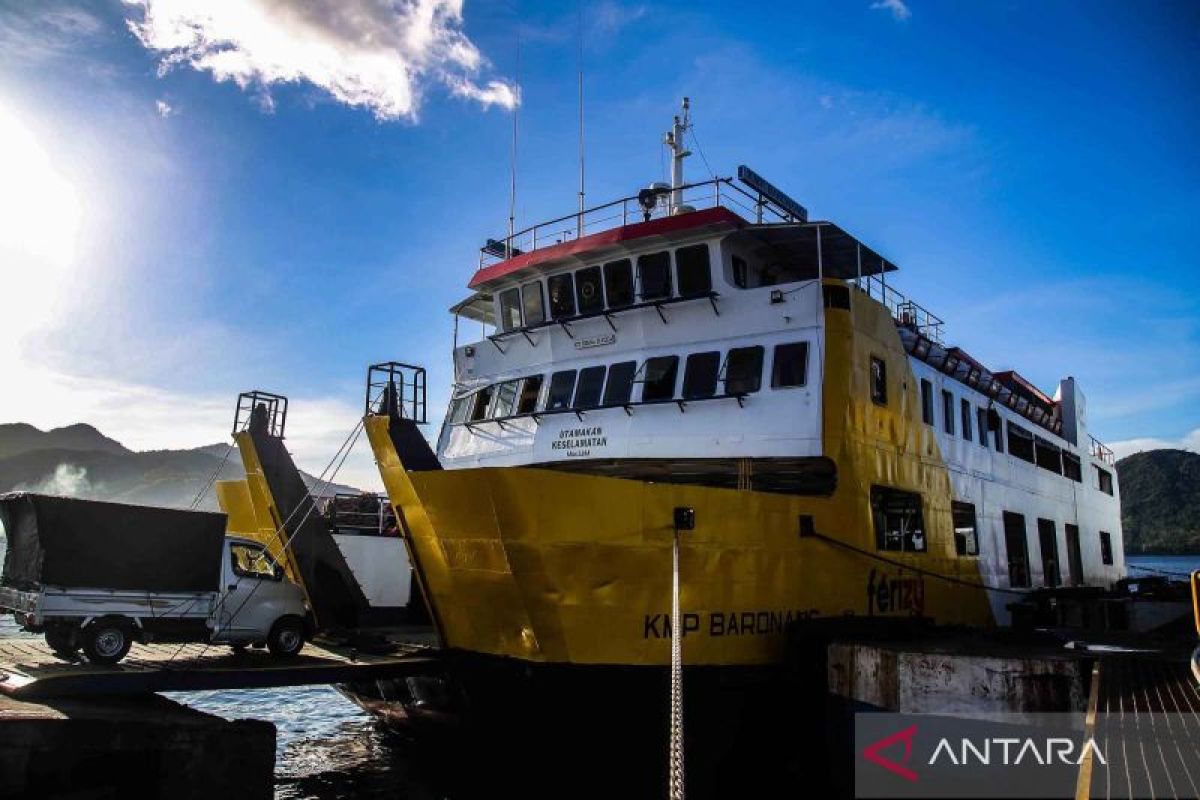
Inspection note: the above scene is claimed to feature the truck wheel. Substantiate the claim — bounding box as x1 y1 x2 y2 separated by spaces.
267 617 305 658
81 619 132 665
45 626 79 654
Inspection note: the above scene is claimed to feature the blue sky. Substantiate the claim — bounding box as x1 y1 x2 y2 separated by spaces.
0 0 1197 488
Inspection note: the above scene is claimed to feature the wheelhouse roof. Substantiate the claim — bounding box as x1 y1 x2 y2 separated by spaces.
466 207 898 297
724 222 898 281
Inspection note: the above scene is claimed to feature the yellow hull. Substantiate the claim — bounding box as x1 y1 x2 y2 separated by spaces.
365 281 998 667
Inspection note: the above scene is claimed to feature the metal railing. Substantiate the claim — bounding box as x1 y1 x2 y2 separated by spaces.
856 272 945 344
479 176 798 269
1089 435 1115 465
233 390 288 438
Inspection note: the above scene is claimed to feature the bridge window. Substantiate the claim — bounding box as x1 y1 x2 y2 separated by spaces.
683 351 720 399
1095 466 1114 495
869 356 887 405
871 486 926 553
961 399 973 441
1099 530 1114 565
604 259 634 308
772 342 809 388
522 281 545 326
546 370 577 411
976 408 989 447
725 345 764 394
498 287 522 332
641 355 679 401
548 273 576 319
1007 422 1034 463
1062 452 1082 482
942 390 955 435
491 380 520 418
638 252 672 301
675 244 712 298
575 266 605 314
1003 511 1031 588
517 375 543 414
952 501 979 556
921 379 934 425
603 361 637 405
573 366 606 409
731 255 748 288
448 394 471 424
469 386 494 422
1034 437 1062 474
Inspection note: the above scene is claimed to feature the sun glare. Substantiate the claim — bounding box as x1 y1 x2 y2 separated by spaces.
0 104 82 272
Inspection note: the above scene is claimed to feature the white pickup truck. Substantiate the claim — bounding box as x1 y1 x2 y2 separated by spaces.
0 493 311 665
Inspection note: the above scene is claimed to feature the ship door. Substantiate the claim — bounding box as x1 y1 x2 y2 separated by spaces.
1065 524 1083 586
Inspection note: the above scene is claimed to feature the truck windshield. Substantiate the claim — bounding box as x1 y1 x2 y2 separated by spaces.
230 543 277 580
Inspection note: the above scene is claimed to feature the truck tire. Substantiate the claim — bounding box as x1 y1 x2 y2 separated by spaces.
267 616 305 658
45 626 79 654
81 619 133 665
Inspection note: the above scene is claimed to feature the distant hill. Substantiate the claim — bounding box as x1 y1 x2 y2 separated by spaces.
0 424 361 513
1116 448 1200 554
0 423 129 460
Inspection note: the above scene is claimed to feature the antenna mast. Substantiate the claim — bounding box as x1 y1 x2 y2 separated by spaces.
664 97 692 215
507 37 521 257
576 2 585 236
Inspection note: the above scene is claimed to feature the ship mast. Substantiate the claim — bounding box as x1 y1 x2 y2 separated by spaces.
663 97 692 215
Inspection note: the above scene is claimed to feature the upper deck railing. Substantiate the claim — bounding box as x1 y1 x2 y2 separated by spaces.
1089 435 1115 466
856 271 945 344
479 176 797 269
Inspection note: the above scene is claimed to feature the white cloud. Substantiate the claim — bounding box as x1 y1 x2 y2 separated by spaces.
870 0 911 21
155 98 175 117
1109 428 1200 462
122 0 519 121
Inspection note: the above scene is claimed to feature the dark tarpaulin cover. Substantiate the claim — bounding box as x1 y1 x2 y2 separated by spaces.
0 493 225 593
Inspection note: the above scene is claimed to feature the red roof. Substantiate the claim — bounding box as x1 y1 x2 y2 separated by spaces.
468 206 744 290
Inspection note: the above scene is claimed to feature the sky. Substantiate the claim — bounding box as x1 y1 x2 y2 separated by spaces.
0 0 1197 490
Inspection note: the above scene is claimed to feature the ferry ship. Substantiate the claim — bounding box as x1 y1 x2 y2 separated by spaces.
354 99 1127 679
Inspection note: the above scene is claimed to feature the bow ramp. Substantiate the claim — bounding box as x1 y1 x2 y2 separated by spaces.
224 389 431 633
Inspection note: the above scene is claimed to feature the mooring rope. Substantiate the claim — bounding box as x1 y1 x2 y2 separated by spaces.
1127 563 1195 579
668 524 685 800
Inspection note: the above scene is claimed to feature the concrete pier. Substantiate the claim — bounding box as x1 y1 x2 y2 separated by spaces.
0 693 275 798
827 638 1089 714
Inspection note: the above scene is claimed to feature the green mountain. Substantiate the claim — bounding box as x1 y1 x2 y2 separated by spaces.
1116 448 1200 554
0 423 361 512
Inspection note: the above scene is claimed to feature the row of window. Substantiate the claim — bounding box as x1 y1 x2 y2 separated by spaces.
915 376 1113 493
448 341 810 424
496 244 714 332
871 486 1115 588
